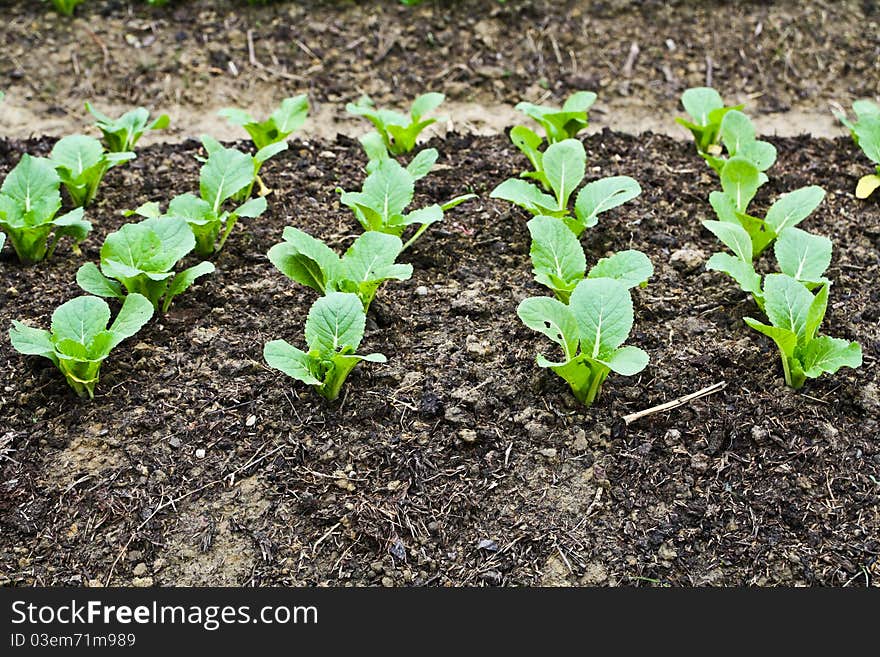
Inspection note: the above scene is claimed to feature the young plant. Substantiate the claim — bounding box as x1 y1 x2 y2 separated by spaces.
50 135 134 207
515 91 596 143
200 135 286 201
9 293 153 399
0 154 90 264
360 131 439 178
346 93 445 156
47 0 86 15
527 216 652 302
706 161 825 258
491 139 641 236
706 225 832 306
338 158 474 249
834 99 880 199
744 274 861 389
219 95 309 149
86 103 170 153
676 86 743 155
130 140 268 257
75 216 215 312
517 278 648 406
268 227 412 311
702 110 777 175
264 292 386 401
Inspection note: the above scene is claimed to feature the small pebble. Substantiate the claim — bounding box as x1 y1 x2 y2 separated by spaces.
195 448 206 459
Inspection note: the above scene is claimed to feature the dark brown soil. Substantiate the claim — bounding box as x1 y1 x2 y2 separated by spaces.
1 127 878 586
1 0 878 139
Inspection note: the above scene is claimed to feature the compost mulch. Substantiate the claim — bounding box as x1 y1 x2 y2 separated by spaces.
1 130 878 586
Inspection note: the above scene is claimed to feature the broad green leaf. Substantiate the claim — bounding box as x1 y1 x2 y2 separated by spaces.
406 148 438 180
743 317 797 359
0 154 62 225
255 141 288 165
108 293 154 349
343 160 415 225
527 216 586 292
708 190 739 224
569 278 633 359
341 232 412 284
853 99 880 121
9 321 55 358
360 131 389 170
51 208 91 243
802 336 862 378
268 227 342 293
705 252 762 296
50 295 111 346
764 185 825 234
853 117 880 163
516 296 579 362
597 345 649 376
490 178 558 216
102 216 194 276
681 87 724 126
762 273 814 340
720 157 760 211
271 94 309 134
410 92 445 120
703 220 754 261
235 196 268 218
510 125 544 175
50 135 103 179
76 262 125 299
736 140 777 171
587 249 654 289
773 227 832 284
562 91 598 114
573 176 641 231
264 340 322 386
218 107 256 127
542 139 585 210
304 292 366 355
168 193 214 223
720 110 755 156
199 146 255 212
395 204 443 228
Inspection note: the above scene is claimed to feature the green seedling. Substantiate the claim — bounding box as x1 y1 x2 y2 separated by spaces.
10 293 153 399
706 159 825 258
87 103 170 153
50 135 134 207
527 215 652 302
676 86 744 155
338 158 474 249
359 131 439 178
0 155 90 264
264 292 386 401
76 216 215 312
200 135 286 201
518 278 648 406
347 93 445 156
268 227 412 311
491 138 641 236
219 95 309 150
515 91 596 144
744 274 861 389
834 99 880 199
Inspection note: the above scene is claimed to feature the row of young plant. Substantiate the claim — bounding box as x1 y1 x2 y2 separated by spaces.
45 0 445 16
677 87 863 388
3 90 475 400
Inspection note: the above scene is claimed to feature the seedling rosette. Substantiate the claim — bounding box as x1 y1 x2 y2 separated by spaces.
347 92 446 156
518 278 649 406
264 292 386 401
676 87 744 156
0 154 91 264
10 293 153 399
87 103 170 153
219 95 309 149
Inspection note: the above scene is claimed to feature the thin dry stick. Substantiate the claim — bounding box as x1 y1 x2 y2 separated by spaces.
621 381 727 425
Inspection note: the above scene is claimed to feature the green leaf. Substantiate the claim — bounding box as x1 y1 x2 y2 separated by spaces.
774 227 832 284
304 292 366 355
516 296 579 363
51 135 104 180
573 175 641 232
51 207 91 244
490 178 558 216
569 277 634 359
76 262 125 299
708 190 739 224
743 317 797 360
516 91 596 142
340 159 415 228
597 345 649 376
395 204 443 228
853 117 880 163
263 340 322 386
102 216 194 276
50 295 111 347
218 107 256 127
165 261 215 312
703 219 754 261
360 131 389 171
406 148 438 180
736 140 777 171
705 252 762 296
9 321 55 359
720 157 761 211
542 139 585 211
764 185 825 234
762 273 814 340
0 154 62 225
720 110 755 156
341 231 412 286
234 196 268 218
587 249 654 289
527 216 586 296
802 336 862 378
410 92 445 120
804 282 829 343
271 95 309 134
199 145 255 213
108 293 154 349
268 227 342 294
681 87 725 126
510 125 544 179
255 141 288 165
